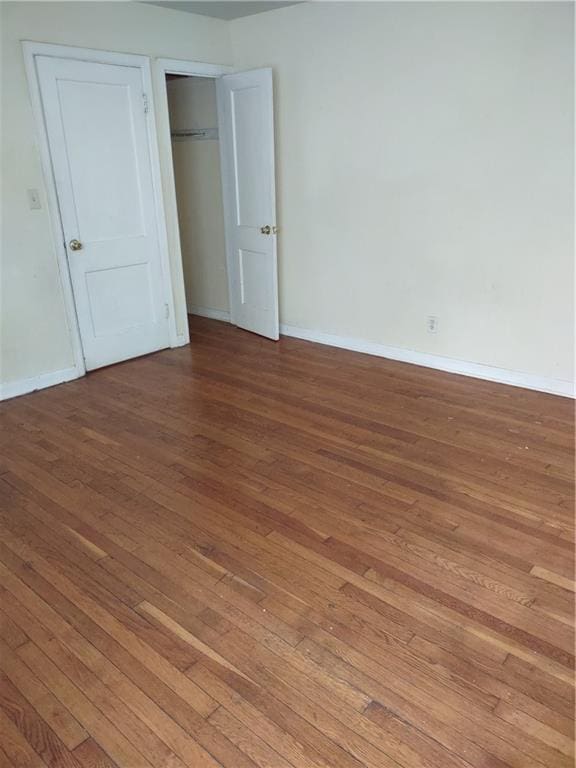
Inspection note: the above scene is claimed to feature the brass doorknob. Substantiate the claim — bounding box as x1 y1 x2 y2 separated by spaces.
260 225 271 235
69 239 83 251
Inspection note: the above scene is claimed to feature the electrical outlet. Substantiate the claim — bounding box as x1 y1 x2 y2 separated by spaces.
27 189 42 210
426 315 439 334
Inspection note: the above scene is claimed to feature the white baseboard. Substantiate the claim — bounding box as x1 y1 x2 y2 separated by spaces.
172 333 190 348
188 306 231 323
280 324 574 398
0 366 79 401
1 328 570 400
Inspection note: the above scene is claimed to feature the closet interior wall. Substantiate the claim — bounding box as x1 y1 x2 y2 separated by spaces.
167 76 229 317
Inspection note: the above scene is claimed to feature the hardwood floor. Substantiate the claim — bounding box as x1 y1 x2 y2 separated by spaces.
0 315 574 768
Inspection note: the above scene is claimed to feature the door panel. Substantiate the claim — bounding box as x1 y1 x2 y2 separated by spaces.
239 249 272 311
232 86 269 226
85 263 152 336
57 79 145 240
218 69 278 340
36 55 170 370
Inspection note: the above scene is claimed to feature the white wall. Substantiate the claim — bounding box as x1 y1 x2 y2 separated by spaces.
0 1 231 389
167 77 229 315
231 2 574 387
1 1 573 396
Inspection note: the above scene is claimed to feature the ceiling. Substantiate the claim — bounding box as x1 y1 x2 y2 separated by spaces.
144 1 302 20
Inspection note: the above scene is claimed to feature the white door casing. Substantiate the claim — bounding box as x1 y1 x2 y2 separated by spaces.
36 54 171 370
217 68 279 340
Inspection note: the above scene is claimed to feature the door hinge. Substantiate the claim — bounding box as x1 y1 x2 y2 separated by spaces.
164 303 169 319
143 92 149 114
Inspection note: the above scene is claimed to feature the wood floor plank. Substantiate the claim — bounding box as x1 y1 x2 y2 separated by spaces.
0 637 88 750
0 606 28 650
0 316 572 767
0 673 83 768
72 739 119 768
0 706 49 768
15 642 160 768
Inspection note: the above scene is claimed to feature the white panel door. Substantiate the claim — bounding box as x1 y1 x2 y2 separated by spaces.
36 56 170 370
217 69 279 340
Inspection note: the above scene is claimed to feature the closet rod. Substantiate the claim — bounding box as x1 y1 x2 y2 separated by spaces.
170 128 218 140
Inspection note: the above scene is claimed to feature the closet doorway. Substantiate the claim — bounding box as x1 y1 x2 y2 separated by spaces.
159 59 280 341
167 74 228 325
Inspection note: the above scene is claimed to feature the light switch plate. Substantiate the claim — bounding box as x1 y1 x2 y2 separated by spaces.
27 188 41 209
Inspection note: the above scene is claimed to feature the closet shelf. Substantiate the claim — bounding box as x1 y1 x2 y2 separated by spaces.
171 128 218 141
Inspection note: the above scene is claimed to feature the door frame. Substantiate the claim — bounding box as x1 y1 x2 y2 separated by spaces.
22 41 180 378
155 57 233 328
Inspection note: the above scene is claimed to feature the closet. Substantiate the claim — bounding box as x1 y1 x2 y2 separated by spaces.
166 75 229 320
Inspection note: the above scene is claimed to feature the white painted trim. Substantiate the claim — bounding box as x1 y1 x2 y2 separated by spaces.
216 78 237 328
280 324 575 398
0 367 79 402
140 58 180 348
22 42 87 379
171 333 190 348
155 57 233 347
188 307 231 323
156 58 233 79
23 41 153 68
22 41 179 367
